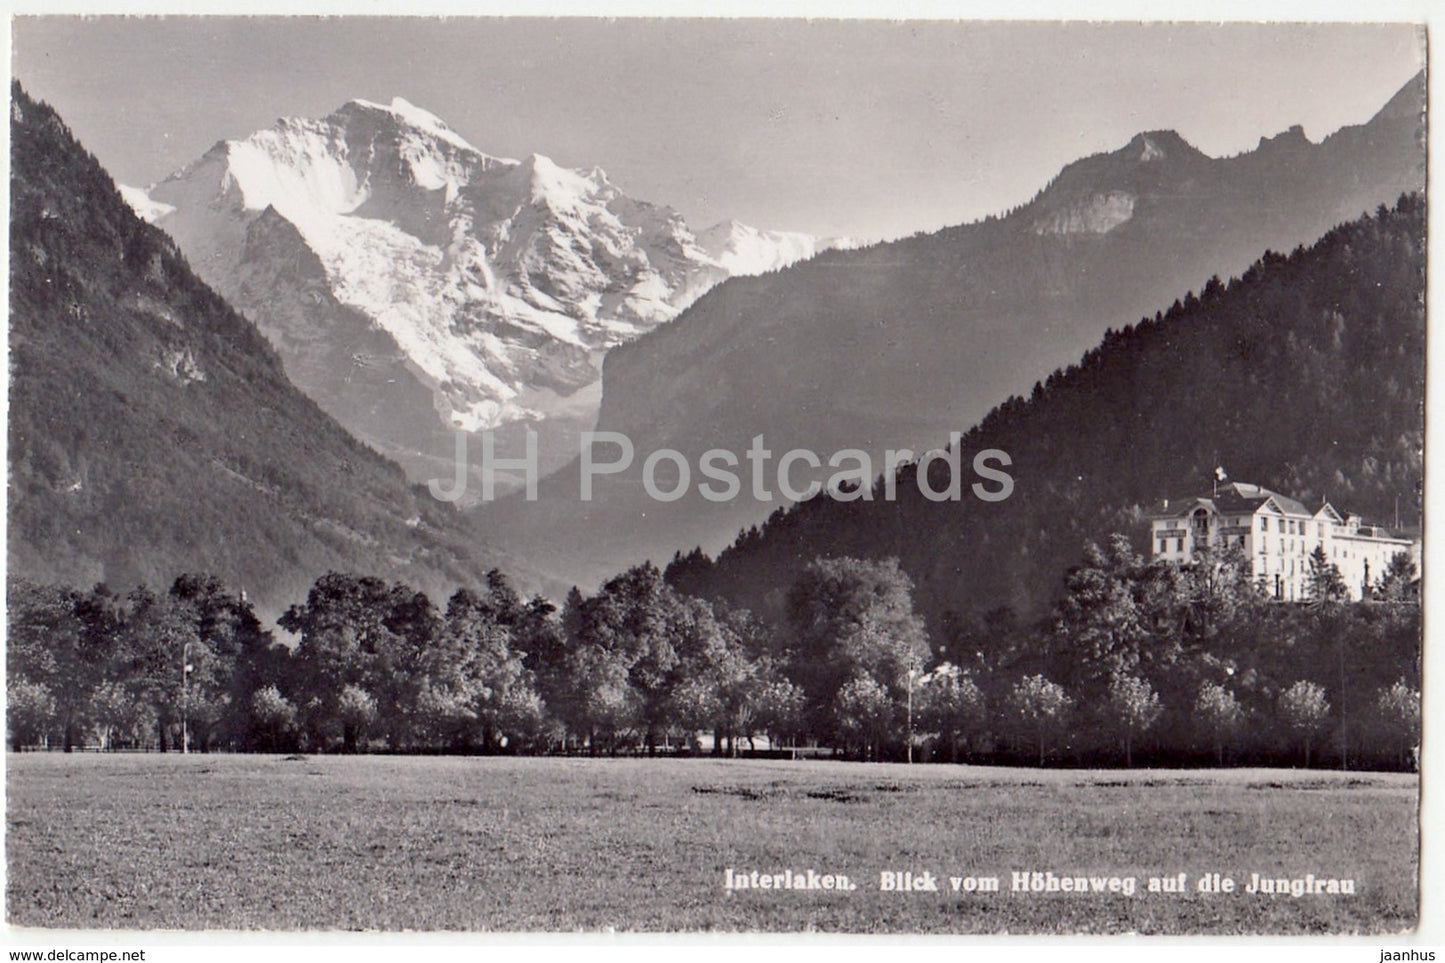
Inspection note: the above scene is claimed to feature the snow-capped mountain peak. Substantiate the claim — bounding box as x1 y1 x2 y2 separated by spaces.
343 96 483 154
520 151 612 208
130 97 845 488
696 218 861 275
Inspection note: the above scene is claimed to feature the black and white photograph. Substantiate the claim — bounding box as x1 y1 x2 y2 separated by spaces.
3 10 1433 944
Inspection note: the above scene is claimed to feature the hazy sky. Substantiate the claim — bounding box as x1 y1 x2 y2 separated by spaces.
12 18 1425 239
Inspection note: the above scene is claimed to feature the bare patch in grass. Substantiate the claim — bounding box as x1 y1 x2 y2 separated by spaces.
1246 778 1380 791
805 787 861 803
691 784 775 800
872 782 918 794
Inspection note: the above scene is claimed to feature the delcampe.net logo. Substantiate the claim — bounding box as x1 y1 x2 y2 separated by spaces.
428 430 1014 504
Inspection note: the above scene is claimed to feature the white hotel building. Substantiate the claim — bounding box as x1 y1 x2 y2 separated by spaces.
1147 481 1416 602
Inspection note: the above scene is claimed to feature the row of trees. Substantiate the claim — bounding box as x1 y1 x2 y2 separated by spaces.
6 559 922 758
6 538 1421 767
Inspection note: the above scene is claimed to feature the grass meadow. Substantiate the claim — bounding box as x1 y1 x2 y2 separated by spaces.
5 753 1418 933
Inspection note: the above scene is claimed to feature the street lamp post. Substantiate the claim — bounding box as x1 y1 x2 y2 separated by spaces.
906 665 918 765
181 640 194 755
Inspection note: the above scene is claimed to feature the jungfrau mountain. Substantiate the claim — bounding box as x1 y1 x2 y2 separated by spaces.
123 97 849 488
476 71 1426 591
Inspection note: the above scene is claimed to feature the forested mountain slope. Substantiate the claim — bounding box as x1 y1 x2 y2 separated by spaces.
667 196 1425 629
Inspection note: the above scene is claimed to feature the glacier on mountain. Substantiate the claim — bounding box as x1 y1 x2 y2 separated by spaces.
119 184 175 223
124 96 847 443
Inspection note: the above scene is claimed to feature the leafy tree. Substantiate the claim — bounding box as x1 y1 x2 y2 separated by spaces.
489 684 546 751
1170 543 1264 643
410 668 481 749
7 677 56 749
1374 678 1420 770
565 566 769 755
667 675 725 747
250 684 299 752
335 684 378 752
1009 674 1072 766
370 585 439 748
1054 536 1151 684
88 680 138 750
530 586 587 747
573 563 682 752
513 595 566 699
835 673 897 761
424 583 539 750
753 674 806 755
787 556 929 740
6 579 117 751
1278 680 1330 767
915 663 987 763
1106 672 1162 767
567 644 639 754
116 587 205 752
1195 681 1245 765
169 574 278 749
280 573 434 750
668 598 746 754
1050 538 1257 745
281 573 393 747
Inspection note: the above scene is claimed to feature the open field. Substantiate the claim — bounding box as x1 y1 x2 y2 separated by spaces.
5 753 1417 933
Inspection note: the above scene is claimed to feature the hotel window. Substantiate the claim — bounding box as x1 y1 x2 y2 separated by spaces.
1277 519 1284 533
1159 539 1167 553
1176 538 1184 552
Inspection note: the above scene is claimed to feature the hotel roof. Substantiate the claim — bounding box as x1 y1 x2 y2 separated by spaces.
1151 482 1311 520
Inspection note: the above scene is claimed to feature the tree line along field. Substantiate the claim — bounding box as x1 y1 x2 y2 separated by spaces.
5 753 1416 933
5 541 1422 769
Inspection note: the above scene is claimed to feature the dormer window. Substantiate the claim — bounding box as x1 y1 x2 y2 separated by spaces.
1190 508 1210 545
